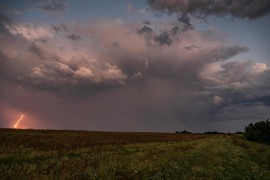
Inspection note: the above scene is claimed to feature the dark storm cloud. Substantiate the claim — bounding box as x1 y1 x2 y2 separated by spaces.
52 23 67 33
183 45 200 51
254 96 270 106
154 30 173 46
212 45 249 61
1 17 270 132
0 12 11 23
178 13 193 31
67 34 82 40
142 20 151 25
137 45 250 98
147 0 270 19
0 5 16 34
201 61 270 116
170 26 179 34
28 43 47 59
0 52 9 77
147 0 270 33
0 21 130 96
137 23 179 46
0 13 12 32
2 21 251 100
137 25 153 34
137 25 156 46
0 20 254 97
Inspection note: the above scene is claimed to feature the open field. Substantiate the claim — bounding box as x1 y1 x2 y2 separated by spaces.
1 129 270 179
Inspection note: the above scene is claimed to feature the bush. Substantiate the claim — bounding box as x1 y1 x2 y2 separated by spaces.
244 119 270 144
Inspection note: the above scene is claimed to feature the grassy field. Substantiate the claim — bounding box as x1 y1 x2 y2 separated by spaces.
0 129 270 179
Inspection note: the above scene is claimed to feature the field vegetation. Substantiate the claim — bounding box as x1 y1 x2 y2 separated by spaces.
1 128 270 179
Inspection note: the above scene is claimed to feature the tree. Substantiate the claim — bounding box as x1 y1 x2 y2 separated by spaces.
244 119 270 144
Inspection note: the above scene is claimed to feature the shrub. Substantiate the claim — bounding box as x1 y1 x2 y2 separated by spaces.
244 119 270 144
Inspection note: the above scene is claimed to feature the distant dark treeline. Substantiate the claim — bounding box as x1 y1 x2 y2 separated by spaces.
175 130 227 134
235 132 244 134
204 131 225 134
175 130 192 134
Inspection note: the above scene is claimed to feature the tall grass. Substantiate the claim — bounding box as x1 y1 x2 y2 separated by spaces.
232 134 270 170
1 129 270 179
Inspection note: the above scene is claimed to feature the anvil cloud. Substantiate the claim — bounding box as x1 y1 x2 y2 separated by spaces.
0 0 269 132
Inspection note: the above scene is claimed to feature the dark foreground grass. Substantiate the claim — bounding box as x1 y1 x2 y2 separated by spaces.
0 129 270 179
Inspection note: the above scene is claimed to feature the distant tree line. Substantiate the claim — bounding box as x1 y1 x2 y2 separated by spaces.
175 130 192 134
175 130 226 134
204 131 224 134
244 119 270 144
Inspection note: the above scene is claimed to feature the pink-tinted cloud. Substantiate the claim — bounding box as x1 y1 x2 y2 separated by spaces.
0 5 270 132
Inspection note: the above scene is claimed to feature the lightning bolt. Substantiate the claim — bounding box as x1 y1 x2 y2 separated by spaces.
14 114 25 129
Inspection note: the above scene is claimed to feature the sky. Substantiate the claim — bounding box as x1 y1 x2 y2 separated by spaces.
0 0 270 132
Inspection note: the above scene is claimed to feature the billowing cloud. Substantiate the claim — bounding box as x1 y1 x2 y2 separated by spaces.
1 20 266 104
142 20 151 25
154 30 173 46
177 13 193 31
0 1 269 132
147 0 270 19
4 23 54 41
147 0 270 33
212 96 224 105
138 25 153 34
67 34 81 40
52 23 67 33
29 61 127 89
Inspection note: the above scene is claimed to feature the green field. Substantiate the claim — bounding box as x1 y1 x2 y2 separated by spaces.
1 129 270 179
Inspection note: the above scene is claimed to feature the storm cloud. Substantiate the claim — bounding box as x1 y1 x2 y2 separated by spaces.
67 34 82 40
147 0 270 19
153 30 173 46
147 0 270 33
2 19 269 130
0 1 269 132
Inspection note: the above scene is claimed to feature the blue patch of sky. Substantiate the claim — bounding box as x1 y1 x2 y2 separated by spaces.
204 15 270 64
4 0 151 24
60 0 148 22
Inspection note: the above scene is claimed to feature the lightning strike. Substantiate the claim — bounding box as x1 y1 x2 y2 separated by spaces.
14 114 25 129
